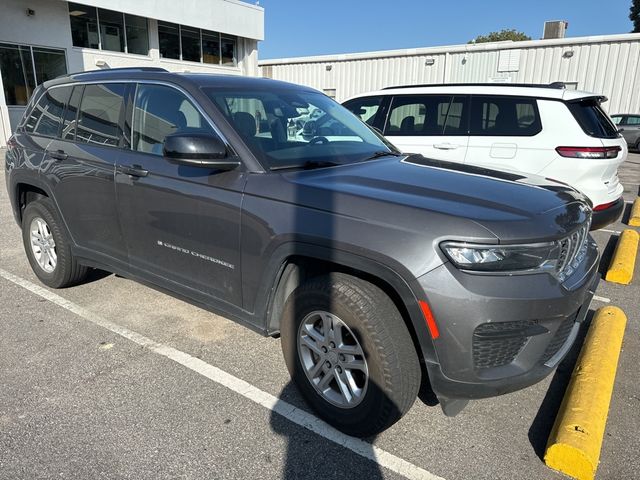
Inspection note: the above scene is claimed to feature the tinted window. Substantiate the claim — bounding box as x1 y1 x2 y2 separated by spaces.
24 86 71 137
343 96 383 126
158 21 180 59
125 14 149 55
98 8 125 53
76 83 126 147
470 96 541 136
566 99 618 139
181 26 201 62
221 36 236 66
625 115 640 125
69 2 99 49
0 43 36 106
202 30 220 64
133 84 213 156
386 95 468 136
61 86 83 140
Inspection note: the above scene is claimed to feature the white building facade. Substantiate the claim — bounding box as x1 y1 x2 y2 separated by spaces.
260 33 640 114
0 0 264 146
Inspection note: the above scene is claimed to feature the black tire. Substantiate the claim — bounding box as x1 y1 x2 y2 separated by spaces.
280 272 420 437
21 197 89 288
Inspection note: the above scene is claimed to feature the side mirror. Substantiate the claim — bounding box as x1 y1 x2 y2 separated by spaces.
163 133 240 170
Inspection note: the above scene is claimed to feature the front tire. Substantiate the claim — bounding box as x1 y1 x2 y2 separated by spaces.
280 273 420 437
22 198 89 288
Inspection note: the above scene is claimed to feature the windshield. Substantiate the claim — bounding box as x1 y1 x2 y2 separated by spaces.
204 88 392 170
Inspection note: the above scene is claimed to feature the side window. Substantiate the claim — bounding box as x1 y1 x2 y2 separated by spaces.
470 96 542 136
610 115 623 125
626 116 640 125
61 86 82 140
24 86 71 137
343 96 383 126
76 83 126 146
385 95 458 136
133 83 214 156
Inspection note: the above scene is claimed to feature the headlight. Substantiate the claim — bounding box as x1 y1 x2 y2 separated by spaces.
440 241 560 272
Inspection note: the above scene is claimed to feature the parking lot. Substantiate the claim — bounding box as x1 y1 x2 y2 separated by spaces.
0 149 638 480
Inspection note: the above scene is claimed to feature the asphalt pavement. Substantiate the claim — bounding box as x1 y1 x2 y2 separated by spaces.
1 150 638 480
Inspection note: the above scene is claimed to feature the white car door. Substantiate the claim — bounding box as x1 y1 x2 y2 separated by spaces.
465 95 546 174
383 94 470 163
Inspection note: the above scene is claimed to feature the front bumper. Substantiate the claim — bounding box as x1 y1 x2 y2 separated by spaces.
418 237 599 405
591 197 624 231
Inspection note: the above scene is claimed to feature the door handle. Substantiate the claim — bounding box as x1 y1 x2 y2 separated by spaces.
47 149 68 160
434 143 458 150
118 165 149 177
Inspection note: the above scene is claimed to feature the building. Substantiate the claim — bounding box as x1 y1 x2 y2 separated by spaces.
0 0 264 146
259 33 640 114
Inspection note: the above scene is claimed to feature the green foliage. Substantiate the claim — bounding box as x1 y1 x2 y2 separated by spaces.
469 29 532 44
631 0 640 33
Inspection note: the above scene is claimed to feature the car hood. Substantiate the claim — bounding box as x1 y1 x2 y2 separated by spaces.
280 155 591 243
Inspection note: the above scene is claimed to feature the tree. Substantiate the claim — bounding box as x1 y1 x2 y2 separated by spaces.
631 0 640 32
469 29 531 44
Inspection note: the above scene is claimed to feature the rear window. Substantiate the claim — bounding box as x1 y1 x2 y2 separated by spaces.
470 96 541 136
23 86 71 137
567 98 619 139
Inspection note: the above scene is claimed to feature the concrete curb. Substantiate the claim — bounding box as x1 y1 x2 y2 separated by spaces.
604 229 639 285
544 306 627 480
629 198 640 227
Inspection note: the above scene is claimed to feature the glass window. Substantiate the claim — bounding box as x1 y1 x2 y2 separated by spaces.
61 86 83 140
76 83 126 147
610 115 623 125
32 47 67 84
443 96 468 135
221 36 237 66
181 26 201 62
386 95 456 136
69 2 99 49
125 14 149 55
202 30 220 64
98 9 125 53
205 88 391 170
625 116 640 125
566 98 618 139
24 86 71 137
343 96 382 126
158 21 180 60
0 43 36 106
470 96 541 136
133 84 213 156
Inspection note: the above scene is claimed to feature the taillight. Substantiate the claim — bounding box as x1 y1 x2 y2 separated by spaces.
594 200 618 211
556 146 621 159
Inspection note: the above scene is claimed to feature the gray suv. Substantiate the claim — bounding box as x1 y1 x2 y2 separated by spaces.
5 68 599 437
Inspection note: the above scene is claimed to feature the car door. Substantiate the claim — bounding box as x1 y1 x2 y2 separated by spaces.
465 95 544 173
382 94 469 163
619 115 640 148
44 82 128 265
115 82 245 305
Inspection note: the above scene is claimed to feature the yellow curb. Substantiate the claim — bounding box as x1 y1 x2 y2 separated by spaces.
604 229 639 285
629 198 640 227
544 306 627 480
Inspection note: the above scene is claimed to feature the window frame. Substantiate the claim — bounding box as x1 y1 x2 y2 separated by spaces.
469 94 542 137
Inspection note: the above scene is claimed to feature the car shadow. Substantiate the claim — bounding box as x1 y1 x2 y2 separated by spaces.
597 235 619 276
80 268 112 285
527 308 594 459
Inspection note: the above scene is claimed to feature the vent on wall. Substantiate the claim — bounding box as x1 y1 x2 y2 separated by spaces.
497 49 521 72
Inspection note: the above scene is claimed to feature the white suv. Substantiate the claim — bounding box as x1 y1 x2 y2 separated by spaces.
343 84 627 230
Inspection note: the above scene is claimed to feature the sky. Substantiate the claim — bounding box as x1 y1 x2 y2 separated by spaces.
255 0 634 59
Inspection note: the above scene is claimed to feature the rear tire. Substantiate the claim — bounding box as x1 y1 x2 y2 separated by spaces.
280 272 420 437
22 197 89 288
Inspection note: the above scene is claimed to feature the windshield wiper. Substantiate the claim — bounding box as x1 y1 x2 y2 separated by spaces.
365 150 404 161
271 160 341 171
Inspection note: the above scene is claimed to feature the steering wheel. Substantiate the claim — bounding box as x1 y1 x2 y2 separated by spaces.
308 136 329 146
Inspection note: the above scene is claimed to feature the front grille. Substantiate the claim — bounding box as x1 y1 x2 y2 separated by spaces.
556 220 590 281
472 320 539 369
541 312 578 363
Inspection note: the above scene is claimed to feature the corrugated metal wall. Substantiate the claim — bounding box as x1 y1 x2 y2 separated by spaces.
259 34 640 114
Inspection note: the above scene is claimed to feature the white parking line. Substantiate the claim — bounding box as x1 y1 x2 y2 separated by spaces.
593 295 611 303
598 229 621 234
0 268 443 480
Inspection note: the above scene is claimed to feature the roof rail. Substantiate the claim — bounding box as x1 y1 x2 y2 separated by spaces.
62 66 169 77
381 82 567 90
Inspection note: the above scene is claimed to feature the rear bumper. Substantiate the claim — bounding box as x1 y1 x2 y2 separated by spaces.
417 237 599 403
591 197 624 230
